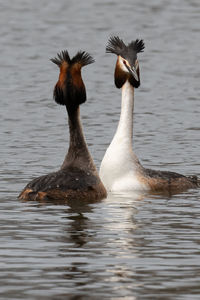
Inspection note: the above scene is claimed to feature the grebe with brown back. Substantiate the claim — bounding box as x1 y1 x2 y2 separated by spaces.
19 50 107 202
100 36 199 194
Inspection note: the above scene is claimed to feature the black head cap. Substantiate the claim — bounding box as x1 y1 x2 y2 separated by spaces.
51 50 94 68
106 36 144 62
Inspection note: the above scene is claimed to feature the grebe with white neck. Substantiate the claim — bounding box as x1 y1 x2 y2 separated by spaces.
100 36 199 194
19 50 107 202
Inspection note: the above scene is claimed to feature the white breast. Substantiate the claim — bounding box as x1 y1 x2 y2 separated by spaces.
100 140 148 192
99 81 149 193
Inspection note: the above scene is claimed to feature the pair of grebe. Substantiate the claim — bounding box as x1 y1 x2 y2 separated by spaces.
19 37 199 201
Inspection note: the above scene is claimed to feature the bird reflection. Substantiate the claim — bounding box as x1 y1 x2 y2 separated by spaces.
61 198 101 248
20 195 101 247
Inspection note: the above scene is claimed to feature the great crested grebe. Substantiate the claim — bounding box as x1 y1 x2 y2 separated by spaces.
100 36 199 194
19 50 107 202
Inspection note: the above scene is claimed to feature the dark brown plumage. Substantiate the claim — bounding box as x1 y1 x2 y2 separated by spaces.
143 168 199 194
19 50 107 203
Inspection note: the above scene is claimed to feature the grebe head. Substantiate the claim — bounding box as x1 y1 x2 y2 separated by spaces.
106 36 145 88
51 50 94 112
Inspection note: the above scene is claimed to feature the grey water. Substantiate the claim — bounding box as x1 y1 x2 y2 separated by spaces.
0 0 200 299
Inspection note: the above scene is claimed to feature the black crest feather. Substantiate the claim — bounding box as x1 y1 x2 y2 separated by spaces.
106 36 145 57
50 50 71 66
106 36 126 55
71 51 95 66
129 39 145 53
51 50 94 67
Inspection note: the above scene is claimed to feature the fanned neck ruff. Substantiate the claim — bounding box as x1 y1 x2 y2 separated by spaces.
51 49 94 109
106 36 145 89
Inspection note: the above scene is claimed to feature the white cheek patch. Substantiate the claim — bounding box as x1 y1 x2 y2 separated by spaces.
118 56 129 73
119 56 139 73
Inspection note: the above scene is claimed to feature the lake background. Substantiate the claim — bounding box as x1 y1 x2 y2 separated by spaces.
0 0 200 299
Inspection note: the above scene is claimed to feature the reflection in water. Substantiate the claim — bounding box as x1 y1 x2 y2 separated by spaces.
62 200 97 248
2 187 200 299
56 192 145 298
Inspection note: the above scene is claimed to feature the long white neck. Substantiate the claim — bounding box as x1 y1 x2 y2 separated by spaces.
112 80 134 146
100 79 147 191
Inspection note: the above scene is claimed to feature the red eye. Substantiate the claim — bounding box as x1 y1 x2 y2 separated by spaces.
123 60 127 65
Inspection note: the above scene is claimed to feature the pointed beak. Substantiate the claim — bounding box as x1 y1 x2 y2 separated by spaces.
125 64 139 82
129 66 139 82
129 66 139 81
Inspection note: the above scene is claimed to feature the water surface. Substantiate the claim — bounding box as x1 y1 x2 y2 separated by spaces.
0 0 200 299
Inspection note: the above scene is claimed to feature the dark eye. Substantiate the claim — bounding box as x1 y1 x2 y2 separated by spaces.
123 60 127 65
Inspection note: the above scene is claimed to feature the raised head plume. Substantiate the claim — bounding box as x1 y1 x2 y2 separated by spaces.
51 50 94 68
128 39 145 53
50 50 71 67
106 36 126 55
71 51 95 67
106 36 145 57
